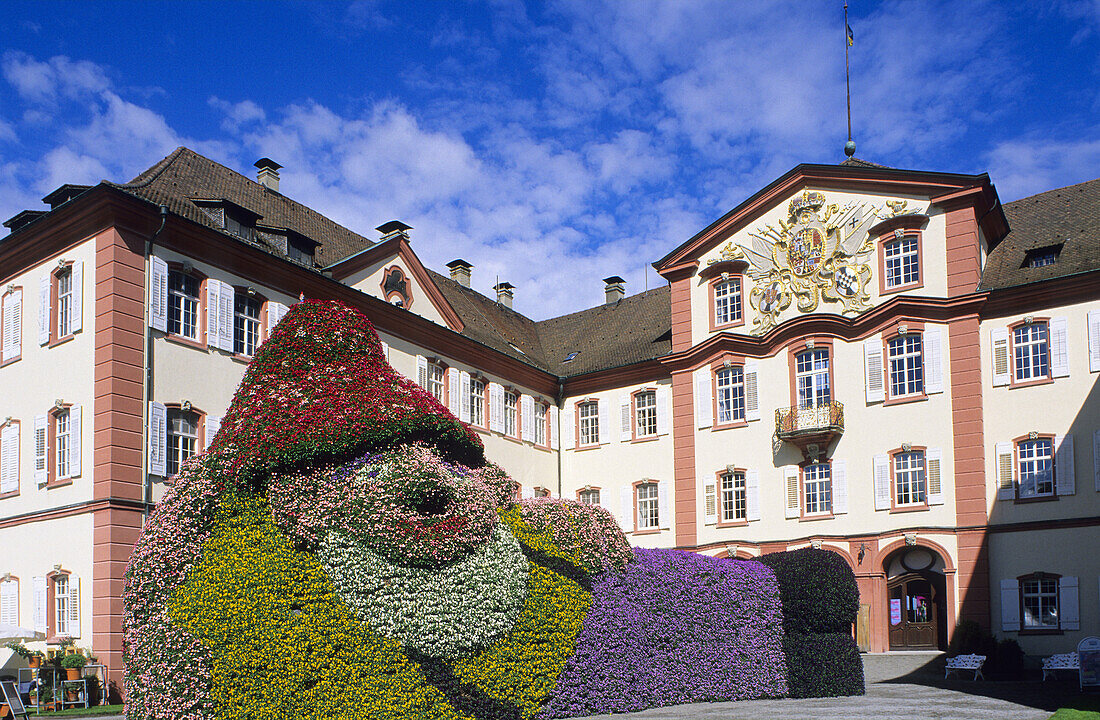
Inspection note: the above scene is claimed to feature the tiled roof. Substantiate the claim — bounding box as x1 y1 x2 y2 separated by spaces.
535 286 672 377
980 177 1100 290
113 147 376 267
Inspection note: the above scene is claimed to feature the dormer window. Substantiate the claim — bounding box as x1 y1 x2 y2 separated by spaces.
1023 244 1061 268
225 213 252 241
287 233 316 265
192 199 260 243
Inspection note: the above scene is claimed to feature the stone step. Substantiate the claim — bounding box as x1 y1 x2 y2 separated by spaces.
862 651 946 684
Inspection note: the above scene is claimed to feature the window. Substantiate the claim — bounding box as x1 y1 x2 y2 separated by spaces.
1018 437 1054 499
796 349 830 407
578 401 599 446
381 266 411 308
637 482 659 529
635 390 657 437
233 293 262 356
469 377 485 427
803 463 831 516
720 470 747 523
713 277 742 327
894 451 926 506
883 235 920 289
1023 245 1061 268
53 574 69 637
1020 574 1059 629
1013 323 1049 382
715 367 745 424
533 487 550 498
55 408 70 480
168 271 201 340
56 267 73 338
426 363 445 404
224 213 253 241
167 408 200 477
578 488 600 505
503 391 517 438
534 401 547 445
887 335 923 398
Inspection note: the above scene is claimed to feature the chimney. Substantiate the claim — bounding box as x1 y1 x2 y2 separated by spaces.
254 158 283 192
446 259 473 287
603 275 626 305
376 220 412 242
494 282 515 309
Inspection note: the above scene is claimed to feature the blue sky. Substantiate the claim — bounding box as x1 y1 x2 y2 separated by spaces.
2 1 1099 319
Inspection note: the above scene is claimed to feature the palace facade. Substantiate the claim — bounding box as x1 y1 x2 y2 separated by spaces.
1 147 1098 689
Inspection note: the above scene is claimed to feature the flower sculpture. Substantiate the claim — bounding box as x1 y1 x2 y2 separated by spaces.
123 300 863 720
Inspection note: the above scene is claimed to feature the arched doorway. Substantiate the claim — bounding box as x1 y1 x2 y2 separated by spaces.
884 547 947 650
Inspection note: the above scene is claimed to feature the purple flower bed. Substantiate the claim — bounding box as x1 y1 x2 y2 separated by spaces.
540 548 788 718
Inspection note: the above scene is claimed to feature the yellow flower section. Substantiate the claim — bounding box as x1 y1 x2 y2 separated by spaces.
169 494 591 720
499 506 582 570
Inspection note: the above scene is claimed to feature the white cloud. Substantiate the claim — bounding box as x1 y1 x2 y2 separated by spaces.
984 135 1100 201
2 51 111 105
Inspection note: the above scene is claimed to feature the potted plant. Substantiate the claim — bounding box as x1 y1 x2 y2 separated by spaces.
61 652 87 680
4 642 45 668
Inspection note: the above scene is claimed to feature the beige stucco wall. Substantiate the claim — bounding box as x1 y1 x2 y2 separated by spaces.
344 255 447 327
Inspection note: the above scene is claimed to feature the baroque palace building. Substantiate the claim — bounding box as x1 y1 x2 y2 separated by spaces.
1 147 1098 689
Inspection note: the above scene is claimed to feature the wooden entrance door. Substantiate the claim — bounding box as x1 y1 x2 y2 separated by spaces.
888 574 937 649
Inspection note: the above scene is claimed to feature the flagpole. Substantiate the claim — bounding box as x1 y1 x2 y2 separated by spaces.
844 2 852 144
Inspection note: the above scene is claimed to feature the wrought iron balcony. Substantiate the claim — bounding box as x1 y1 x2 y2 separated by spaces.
775 401 844 450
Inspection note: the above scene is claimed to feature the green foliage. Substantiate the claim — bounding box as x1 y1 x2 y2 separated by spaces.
755 548 859 634
61 653 88 669
781 632 865 698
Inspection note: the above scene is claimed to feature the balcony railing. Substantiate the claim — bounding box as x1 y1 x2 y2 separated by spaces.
775 400 845 439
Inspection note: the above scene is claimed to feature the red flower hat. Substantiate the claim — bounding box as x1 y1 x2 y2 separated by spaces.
209 299 484 489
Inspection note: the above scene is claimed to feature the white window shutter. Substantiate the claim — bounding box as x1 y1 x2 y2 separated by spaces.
447 368 461 415
379 340 389 362
991 328 1010 386
561 404 573 450
416 355 428 389
927 448 944 505
521 394 535 442
1060 576 1080 630
150 256 168 332
459 371 472 423
873 454 891 510
923 330 943 394
70 260 83 334
784 465 800 519
68 575 80 638
657 480 670 529
694 367 712 428
746 469 760 521
32 576 46 634
996 441 1015 500
69 404 81 478
205 416 221 449
597 398 610 445
1050 317 1069 378
550 405 560 450
205 279 220 348
218 282 234 351
33 414 47 484
38 274 50 345
703 478 718 525
620 486 633 532
833 459 848 514
744 360 760 421
267 301 288 332
1088 310 1100 373
0 580 16 625
521 486 535 500
1094 430 1100 493
0 423 18 494
488 383 504 433
619 394 632 442
864 338 884 403
1055 434 1075 496
656 386 670 435
3 289 23 362
1000 578 1020 631
148 401 167 477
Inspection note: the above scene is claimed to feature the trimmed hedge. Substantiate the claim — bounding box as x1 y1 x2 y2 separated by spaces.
781 632 865 698
754 548 859 634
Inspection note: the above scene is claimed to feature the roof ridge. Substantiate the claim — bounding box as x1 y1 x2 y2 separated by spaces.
1004 175 1100 206
536 286 670 326
113 146 189 189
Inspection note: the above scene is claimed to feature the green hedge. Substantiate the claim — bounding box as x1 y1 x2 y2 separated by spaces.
755 548 859 634
781 632 864 698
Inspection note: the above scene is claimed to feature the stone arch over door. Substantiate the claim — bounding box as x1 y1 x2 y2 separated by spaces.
881 543 952 651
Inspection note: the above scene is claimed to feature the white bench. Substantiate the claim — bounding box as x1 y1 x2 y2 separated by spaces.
944 653 986 680
1042 652 1078 681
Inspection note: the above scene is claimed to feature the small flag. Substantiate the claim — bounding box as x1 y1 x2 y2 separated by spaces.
846 22 854 46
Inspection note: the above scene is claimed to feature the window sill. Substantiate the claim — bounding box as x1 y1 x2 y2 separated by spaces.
717 519 749 528
0 490 19 500
710 319 745 333
573 443 601 452
890 503 929 514
47 334 76 349
1014 494 1058 504
0 355 21 368
880 280 924 296
46 478 74 489
632 528 661 536
630 434 661 444
231 353 254 364
164 334 209 352
799 512 834 522
1018 628 1064 636
883 393 928 407
1010 376 1054 390
712 419 749 431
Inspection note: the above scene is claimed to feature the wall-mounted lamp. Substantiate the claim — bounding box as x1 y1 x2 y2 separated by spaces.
857 543 867 565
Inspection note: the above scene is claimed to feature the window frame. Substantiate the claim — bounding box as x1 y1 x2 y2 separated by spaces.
503 389 518 439
577 486 601 505
533 399 548 447
576 400 599 448
884 330 926 404
1009 318 1052 388
424 360 447 406
165 264 208 349
709 274 744 331
232 289 265 358
801 461 833 519
878 230 924 294
717 468 748 527
788 340 833 409
468 376 487 429
634 480 660 533
1015 434 1056 501
632 389 659 439
45 569 74 641
47 263 80 348
381 265 413 309
1019 572 1061 632
713 363 747 427
166 405 205 479
890 447 928 511
46 404 79 488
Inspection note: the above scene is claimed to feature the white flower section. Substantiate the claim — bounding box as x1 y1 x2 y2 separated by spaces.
319 522 529 659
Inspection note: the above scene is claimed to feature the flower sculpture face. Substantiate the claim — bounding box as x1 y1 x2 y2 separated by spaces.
123 300 863 720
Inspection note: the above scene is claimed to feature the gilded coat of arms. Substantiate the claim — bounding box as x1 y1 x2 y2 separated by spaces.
711 190 903 335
